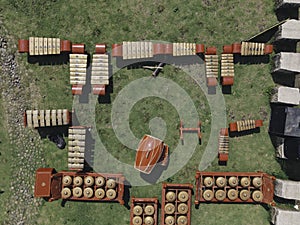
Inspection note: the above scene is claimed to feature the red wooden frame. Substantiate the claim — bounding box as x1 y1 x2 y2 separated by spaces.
229 119 263 132
111 42 205 58
130 197 158 225
218 128 229 163
95 43 107 54
161 183 193 225
179 120 202 143
223 42 273 55
195 171 275 205
205 46 218 87
18 38 72 53
34 168 125 205
71 44 85 54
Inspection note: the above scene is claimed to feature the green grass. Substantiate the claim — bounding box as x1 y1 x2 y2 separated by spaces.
96 66 210 168
0 0 289 224
0 96 13 223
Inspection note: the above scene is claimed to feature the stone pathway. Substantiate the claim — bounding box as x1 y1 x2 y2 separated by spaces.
0 22 45 225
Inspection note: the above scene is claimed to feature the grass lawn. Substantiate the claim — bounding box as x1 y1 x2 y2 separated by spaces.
0 0 289 224
0 96 13 223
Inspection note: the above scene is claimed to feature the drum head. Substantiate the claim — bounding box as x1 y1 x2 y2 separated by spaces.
73 176 83 186
106 179 116 189
144 216 154 225
252 177 262 188
216 177 226 188
227 189 238 201
133 205 143 216
166 191 176 202
215 190 226 201
252 190 263 202
177 203 188 214
204 177 214 187
84 176 94 186
203 190 214 201
106 189 117 199
177 215 188 225
165 216 175 225
95 188 105 199
178 191 189 202
62 176 72 186
228 176 238 187
241 177 250 187
240 190 250 201
83 187 94 198
132 216 142 225
144 205 155 215
61 187 71 199
164 203 175 214
95 176 105 187
73 187 83 198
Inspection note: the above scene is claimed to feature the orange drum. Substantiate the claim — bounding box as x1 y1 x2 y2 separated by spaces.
72 85 83 95
222 45 233 54
112 43 122 57
205 47 217 55
95 44 106 54
23 111 27 127
229 122 237 132
18 39 29 53
61 40 71 52
153 43 165 55
196 44 205 54
72 44 85 54
207 77 217 87
232 43 241 54
264 45 273 54
222 76 234 86
93 84 106 96
255 120 263 127
164 43 173 55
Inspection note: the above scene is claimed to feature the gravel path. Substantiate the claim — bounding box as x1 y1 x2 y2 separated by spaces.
0 22 45 225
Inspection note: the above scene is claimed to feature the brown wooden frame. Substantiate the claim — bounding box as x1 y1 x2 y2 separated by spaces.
195 171 275 205
130 197 158 225
34 168 125 205
161 183 193 225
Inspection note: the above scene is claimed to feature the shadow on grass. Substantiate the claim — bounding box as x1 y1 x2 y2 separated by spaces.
274 196 296 205
37 126 69 139
123 180 132 209
280 159 300 181
218 161 227 166
140 160 169 184
97 52 113 104
78 53 91 104
273 40 297 53
229 127 261 137
234 54 270 65
84 129 95 172
269 133 282 150
271 72 295 87
275 7 299 21
269 134 300 180
246 24 280 43
222 85 232 95
98 77 113 104
27 52 70 65
195 201 271 209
